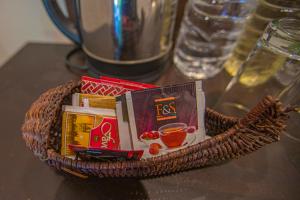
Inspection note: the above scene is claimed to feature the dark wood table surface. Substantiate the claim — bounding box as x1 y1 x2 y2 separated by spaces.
0 43 299 200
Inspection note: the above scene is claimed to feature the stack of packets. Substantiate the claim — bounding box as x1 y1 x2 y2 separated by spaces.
61 76 156 161
61 76 207 161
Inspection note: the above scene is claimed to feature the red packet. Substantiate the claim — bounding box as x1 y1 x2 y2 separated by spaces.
81 76 157 96
89 116 119 149
68 145 144 161
99 76 157 89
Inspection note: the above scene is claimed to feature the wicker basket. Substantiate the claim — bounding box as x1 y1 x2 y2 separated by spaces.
21 81 291 178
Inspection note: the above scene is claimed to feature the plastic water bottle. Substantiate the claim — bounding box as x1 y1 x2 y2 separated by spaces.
174 0 254 79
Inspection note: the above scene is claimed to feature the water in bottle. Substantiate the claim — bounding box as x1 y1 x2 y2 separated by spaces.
224 0 300 77
174 0 253 79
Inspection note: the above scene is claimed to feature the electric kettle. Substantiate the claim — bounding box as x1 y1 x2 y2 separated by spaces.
43 0 178 81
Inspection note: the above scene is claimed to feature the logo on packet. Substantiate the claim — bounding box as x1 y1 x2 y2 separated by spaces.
89 117 119 149
154 97 177 122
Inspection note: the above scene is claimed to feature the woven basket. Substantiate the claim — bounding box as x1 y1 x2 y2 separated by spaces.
21 81 291 178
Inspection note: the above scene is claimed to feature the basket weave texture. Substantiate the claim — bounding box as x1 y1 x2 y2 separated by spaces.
21 81 290 178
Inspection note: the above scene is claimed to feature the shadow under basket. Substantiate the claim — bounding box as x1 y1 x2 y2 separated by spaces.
21 81 292 179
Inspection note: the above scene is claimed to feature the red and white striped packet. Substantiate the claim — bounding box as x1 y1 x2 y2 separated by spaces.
81 76 157 96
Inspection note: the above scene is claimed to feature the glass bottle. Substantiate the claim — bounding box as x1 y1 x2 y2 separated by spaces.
224 0 300 77
215 18 300 117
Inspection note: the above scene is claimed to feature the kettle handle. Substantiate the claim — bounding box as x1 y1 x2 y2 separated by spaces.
42 0 81 45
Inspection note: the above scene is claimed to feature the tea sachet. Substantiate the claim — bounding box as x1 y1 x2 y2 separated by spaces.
81 76 157 96
99 76 157 89
116 81 206 158
61 106 119 158
72 93 116 109
68 145 144 161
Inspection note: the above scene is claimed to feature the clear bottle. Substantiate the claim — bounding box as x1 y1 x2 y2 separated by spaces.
224 0 300 77
173 0 253 79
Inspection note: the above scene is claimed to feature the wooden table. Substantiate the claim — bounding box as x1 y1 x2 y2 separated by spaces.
0 43 299 200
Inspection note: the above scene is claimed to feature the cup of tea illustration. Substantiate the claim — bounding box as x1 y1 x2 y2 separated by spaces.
158 123 195 148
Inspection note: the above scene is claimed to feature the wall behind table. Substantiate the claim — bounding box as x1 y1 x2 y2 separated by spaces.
0 0 70 67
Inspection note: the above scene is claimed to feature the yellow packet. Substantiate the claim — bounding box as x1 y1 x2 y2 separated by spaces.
72 93 116 109
61 106 116 157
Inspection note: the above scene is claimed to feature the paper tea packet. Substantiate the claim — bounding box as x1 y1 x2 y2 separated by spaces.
116 81 206 158
72 93 116 109
61 106 118 158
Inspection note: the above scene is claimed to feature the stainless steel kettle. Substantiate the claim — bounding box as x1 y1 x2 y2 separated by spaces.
43 0 178 81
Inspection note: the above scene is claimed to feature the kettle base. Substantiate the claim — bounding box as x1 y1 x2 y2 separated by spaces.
85 52 171 83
